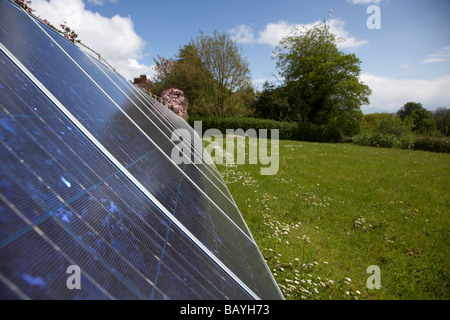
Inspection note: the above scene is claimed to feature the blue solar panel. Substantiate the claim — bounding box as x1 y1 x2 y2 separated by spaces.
0 0 283 300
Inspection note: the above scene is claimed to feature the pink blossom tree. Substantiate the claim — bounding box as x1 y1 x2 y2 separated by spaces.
161 88 189 121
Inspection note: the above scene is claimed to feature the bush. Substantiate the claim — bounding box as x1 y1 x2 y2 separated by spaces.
353 132 400 148
188 116 298 140
188 117 344 143
412 136 450 153
293 123 344 143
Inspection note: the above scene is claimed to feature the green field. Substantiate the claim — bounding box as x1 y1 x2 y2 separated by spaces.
211 136 449 300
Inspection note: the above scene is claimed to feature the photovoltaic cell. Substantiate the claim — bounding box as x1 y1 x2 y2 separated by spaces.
42 25 250 238
0 0 283 300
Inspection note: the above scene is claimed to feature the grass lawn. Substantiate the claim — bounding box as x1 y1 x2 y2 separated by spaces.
211 136 449 300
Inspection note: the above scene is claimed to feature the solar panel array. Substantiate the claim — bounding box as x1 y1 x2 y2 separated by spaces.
0 0 283 300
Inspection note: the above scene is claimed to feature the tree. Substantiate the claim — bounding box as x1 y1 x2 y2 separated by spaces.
151 31 253 117
275 21 371 135
397 102 436 135
252 82 292 122
434 107 450 137
151 44 208 113
362 113 413 136
194 30 251 117
152 55 176 84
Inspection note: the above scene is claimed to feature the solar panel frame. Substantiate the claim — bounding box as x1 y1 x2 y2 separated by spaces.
0 43 262 299
30 17 255 242
0 49 256 300
0 0 284 300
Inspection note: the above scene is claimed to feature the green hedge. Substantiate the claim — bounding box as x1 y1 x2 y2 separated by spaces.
292 122 344 143
353 132 450 153
412 136 450 153
188 117 344 143
187 117 449 152
188 116 298 140
353 132 401 148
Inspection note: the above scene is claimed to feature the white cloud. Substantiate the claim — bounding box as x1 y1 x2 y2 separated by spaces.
257 21 296 47
32 0 153 81
422 46 450 63
347 0 382 4
327 19 369 49
229 24 255 44
398 63 412 71
360 74 450 113
255 19 368 50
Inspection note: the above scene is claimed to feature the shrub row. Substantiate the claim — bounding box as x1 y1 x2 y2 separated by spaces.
188 117 344 143
354 132 405 149
188 117 449 153
353 132 450 153
188 116 297 140
412 136 450 153
292 122 344 143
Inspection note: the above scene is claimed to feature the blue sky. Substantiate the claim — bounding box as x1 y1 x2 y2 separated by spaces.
31 0 450 113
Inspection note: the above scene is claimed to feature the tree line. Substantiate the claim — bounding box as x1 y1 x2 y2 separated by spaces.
148 22 448 140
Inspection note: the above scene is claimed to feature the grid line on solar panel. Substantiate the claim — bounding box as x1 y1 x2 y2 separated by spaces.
0 113 230 299
105 82 256 240
114 68 227 186
150 164 184 300
0 273 29 300
0 51 256 300
57 43 250 240
0 42 262 300
27 18 253 243
85 53 235 204
38 19 228 197
0 0 284 300
86 53 228 190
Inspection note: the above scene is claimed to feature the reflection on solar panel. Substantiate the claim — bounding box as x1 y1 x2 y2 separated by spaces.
0 0 283 300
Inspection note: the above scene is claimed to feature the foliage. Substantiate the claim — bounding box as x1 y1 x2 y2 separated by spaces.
252 82 293 122
356 113 415 149
194 30 252 116
412 136 450 153
152 55 176 85
152 32 254 117
397 102 436 135
434 107 450 137
188 116 298 140
353 132 401 149
293 122 344 143
189 117 343 143
153 44 209 114
329 106 363 137
161 88 189 121
274 21 371 133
